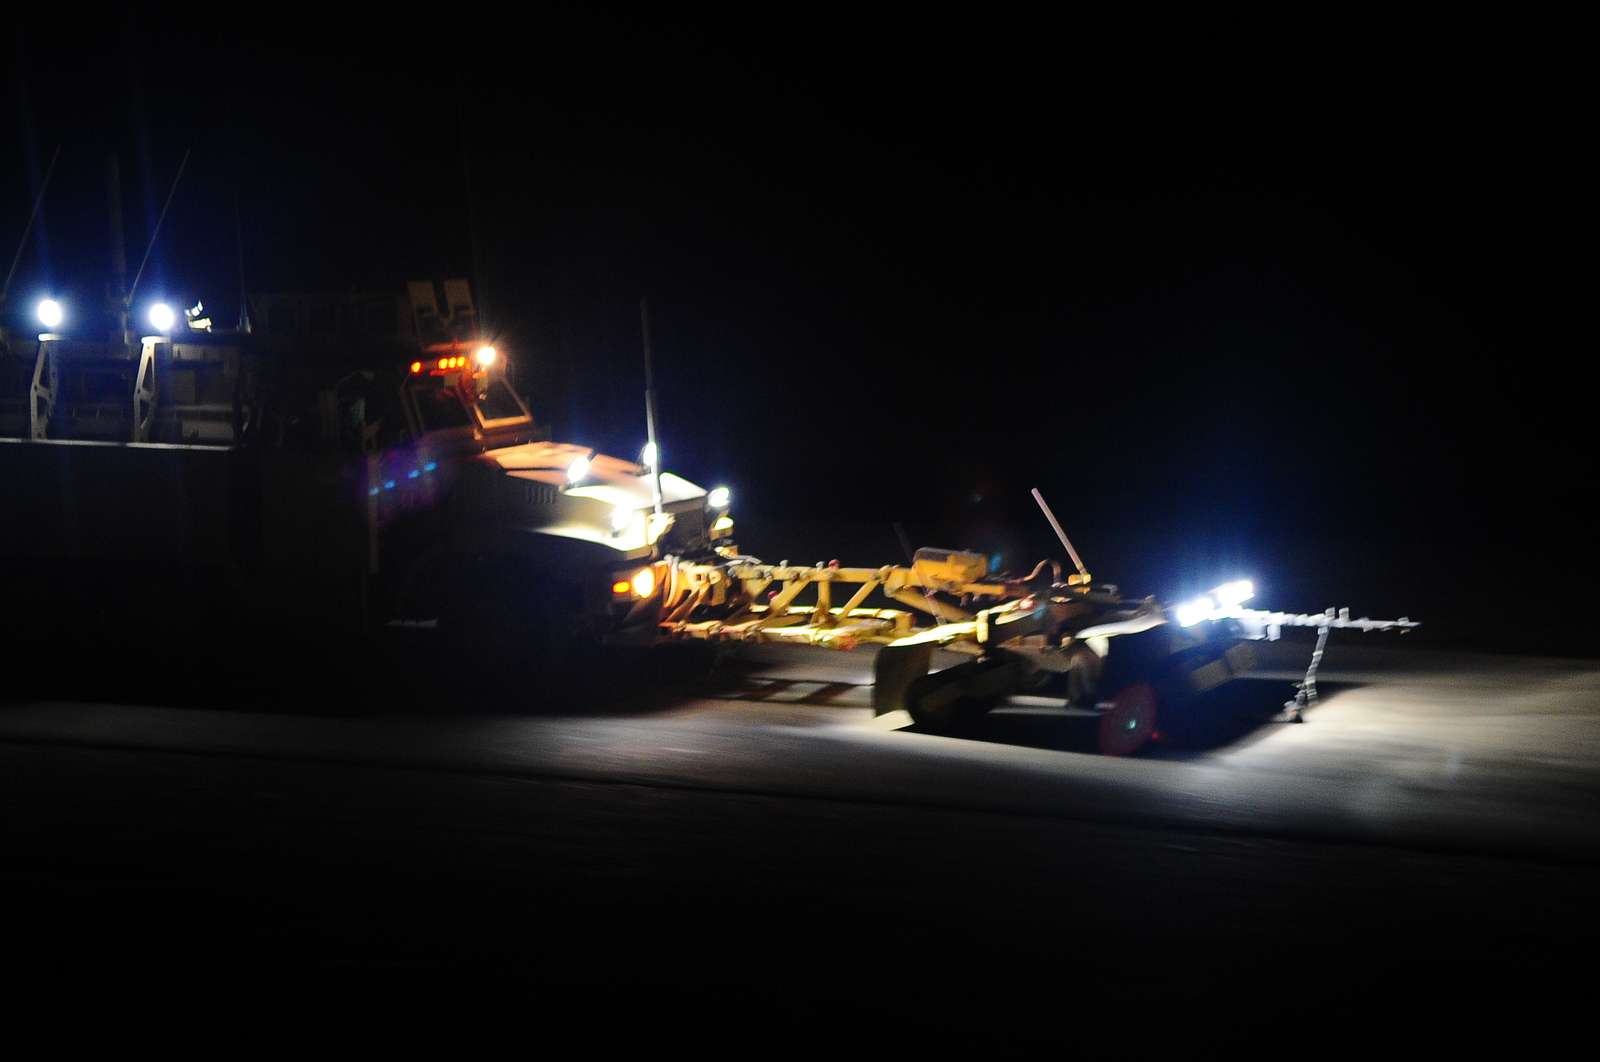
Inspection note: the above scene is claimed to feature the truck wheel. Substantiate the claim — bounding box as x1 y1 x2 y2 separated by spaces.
495 582 573 680
442 562 573 684
1098 681 1159 756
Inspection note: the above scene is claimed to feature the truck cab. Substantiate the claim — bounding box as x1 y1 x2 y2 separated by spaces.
350 339 729 646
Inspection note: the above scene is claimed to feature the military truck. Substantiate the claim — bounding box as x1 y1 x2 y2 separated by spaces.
0 280 730 664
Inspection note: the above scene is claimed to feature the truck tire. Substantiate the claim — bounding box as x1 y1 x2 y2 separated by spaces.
441 560 575 687
494 578 575 680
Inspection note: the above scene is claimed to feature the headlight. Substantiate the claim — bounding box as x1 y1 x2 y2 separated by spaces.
1213 579 1254 609
566 454 591 483
1174 579 1255 626
35 298 63 328
1174 596 1216 628
474 344 497 367
631 566 656 598
147 302 176 332
707 485 730 510
612 566 658 600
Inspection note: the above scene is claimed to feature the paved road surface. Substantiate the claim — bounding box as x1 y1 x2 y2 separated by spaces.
3 638 1597 1052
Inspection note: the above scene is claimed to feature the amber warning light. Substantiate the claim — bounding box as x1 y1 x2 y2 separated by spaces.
415 355 470 374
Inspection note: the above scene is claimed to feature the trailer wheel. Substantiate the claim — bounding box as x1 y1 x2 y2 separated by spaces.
903 671 987 734
1098 681 1158 756
902 656 1020 734
1019 669 1061 694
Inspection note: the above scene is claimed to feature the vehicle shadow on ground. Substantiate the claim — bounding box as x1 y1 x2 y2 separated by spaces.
3 627 727 718
5 629 1363 757
908 677 1365 757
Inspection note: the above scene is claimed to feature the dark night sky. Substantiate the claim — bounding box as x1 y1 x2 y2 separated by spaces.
4 12 1593 652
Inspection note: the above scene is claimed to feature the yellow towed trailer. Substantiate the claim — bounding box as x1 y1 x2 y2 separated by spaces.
657 522 1416 755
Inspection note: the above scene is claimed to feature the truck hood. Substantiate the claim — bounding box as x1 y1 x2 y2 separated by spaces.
481 440 708 555
485 440 706 506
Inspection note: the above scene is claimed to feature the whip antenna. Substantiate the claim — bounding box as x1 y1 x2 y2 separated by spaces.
1031 487 1089 582
640 298 662 516
2 144 60 303
126 148 190 306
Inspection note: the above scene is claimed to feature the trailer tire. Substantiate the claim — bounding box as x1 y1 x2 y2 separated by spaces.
908 671 992 729
1098 681 1159 756
903 657 1016 734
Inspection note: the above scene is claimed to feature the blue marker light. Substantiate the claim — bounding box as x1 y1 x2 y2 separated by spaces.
408 469 420 479
383 480 396 490
424 461 437 472
368 487 380 496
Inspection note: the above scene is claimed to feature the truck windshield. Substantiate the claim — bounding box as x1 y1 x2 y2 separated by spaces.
475 380 529 425
409 375 530 433
411 377 473 432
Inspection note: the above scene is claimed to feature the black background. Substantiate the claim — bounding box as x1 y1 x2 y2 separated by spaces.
5 11 1592 652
